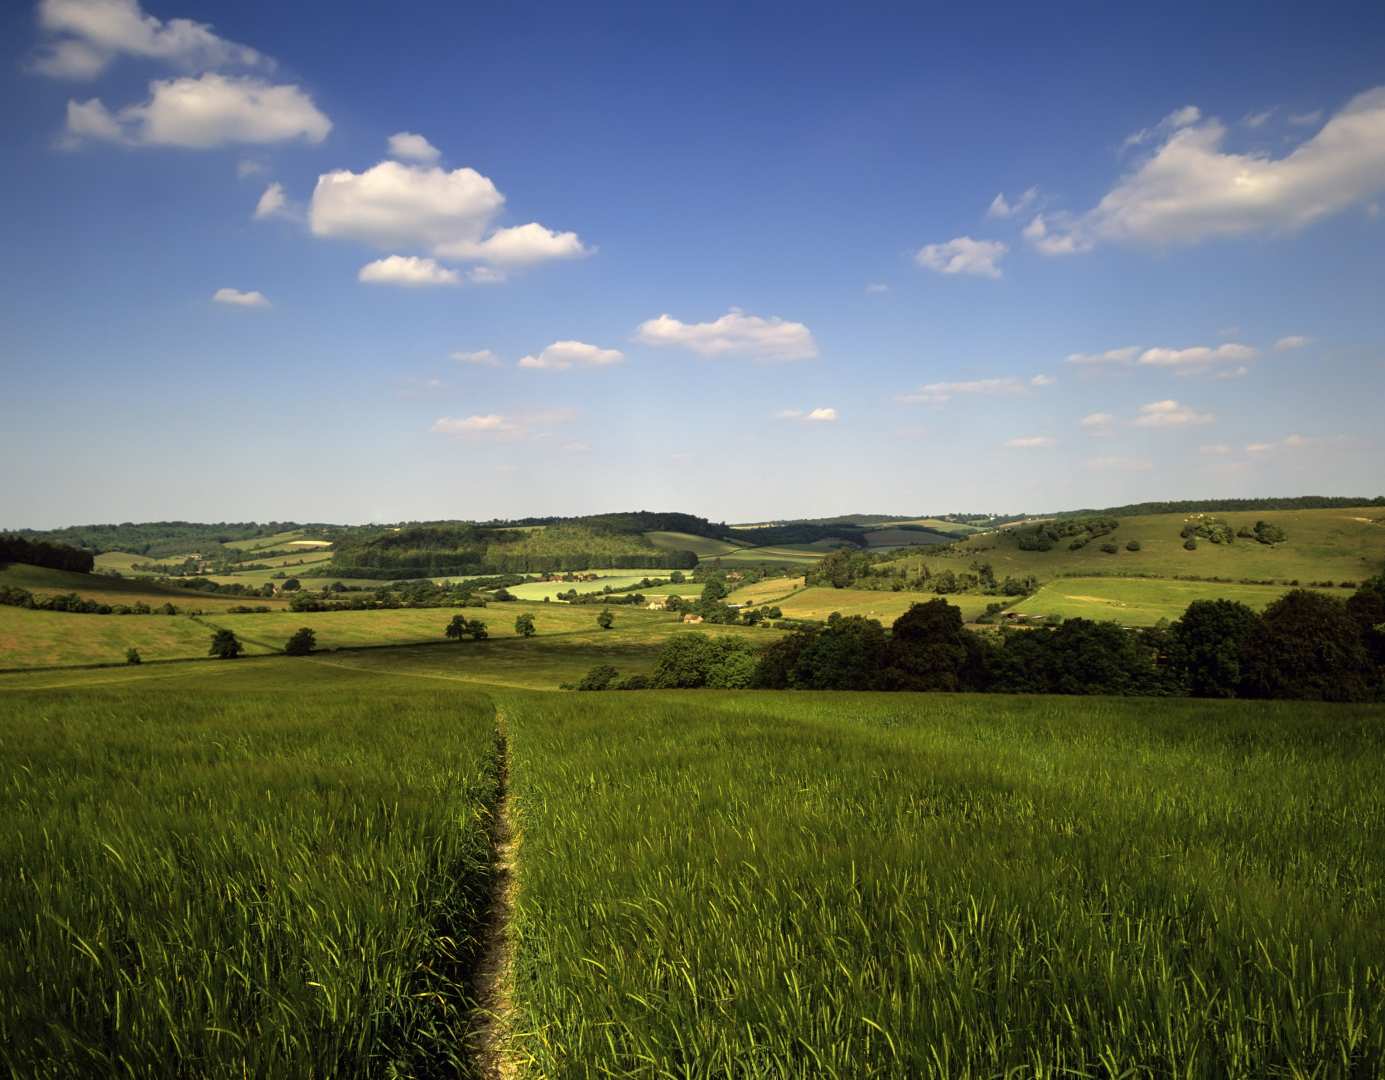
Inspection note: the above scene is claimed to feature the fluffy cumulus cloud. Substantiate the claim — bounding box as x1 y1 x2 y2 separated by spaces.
212 287 268 307
33 0 268 80
776 407 838 422
1067 345 1140 366
634 309 817 362
518 340 624 371
898 376 1041 405
308 161 589 274
1132 400 1214 428
357 255 461 287
986 187 1039 219
864 282 890 294
432 408 576 439
1275 335 1311 350
1027 87 1385 252
431 414 514 435
1004 436 1057 449
386 131 440 164
452 349 501 367
65 73 331 148
914 236 1007 278
1138 343 1257 371
253 181 286 219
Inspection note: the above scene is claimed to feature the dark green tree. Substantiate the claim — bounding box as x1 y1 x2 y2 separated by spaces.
576 664 619 690
788 614 888 690
596 608 615 630
1166 599 1258 697
1346 574 1385 670
284 627 317 655
1239 590 1372 701
209 629 243 659
883 599 988 691
281 578 301 592
125 647 141 665
515 612 536 638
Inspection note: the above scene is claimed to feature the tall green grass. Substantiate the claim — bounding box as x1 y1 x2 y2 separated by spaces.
502 690 1385 1077
0 666 501 1077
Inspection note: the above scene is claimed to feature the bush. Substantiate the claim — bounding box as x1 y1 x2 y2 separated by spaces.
514 613 536 638
1126 540 1141 552
1100 543 1119 555
125 648 141 665
209 629 243 659
651 633 759 689
445 614 488 641
576 664 619 691
1183 538 1198 551
596 609 615 630
614 674 650 690
1167 600 1258 697
284 627 316 655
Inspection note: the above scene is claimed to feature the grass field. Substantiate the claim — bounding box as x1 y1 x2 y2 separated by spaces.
725 576 807 606
92 551 192 574
501 690 1385 1077
899 507 1385 584
0 607 275 669
0 564 288 612
772 586 997 623
643 530 746 557
0 664 500 1077
504 573 660 602
1010 576 1339 626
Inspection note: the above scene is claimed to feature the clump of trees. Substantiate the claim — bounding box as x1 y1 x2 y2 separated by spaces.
209 629 243 659
1182 518 1288 546
0 535 95 573
444 614 488 641
515 613 536 638
284 627 316 655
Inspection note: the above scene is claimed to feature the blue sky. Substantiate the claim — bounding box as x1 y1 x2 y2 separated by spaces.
3 1 1384 528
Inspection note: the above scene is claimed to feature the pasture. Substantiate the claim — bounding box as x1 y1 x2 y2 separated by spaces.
911 507 1385 584
643 530 746 557
0 564 288 612
1010 576 1342 626
771 585 997 623
504 573 660 602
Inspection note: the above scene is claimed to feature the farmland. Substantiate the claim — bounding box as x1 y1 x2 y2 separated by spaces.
0 564 288 611
1010 576 1348 626
769 585 997 623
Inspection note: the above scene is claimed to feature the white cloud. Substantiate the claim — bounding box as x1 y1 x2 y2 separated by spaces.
1274 335 1310 350
431 414 514 435
1030 373 1056 387
1066 345 1141 366
1138 343 1257 369
1199 444 1232 455
439 222 591 266
33 0 268 80
1022 213 1093 255
236 158 266 178
1244 107 1277 129
518 340 624 371
1288 110 1323 126
358 255 461 287
1246 442 1275 454
1121 105 1202 151
387 131 440 164
634 309 817 361
212 287 268 307
1210 365 1250 380
65 74 331 148
452 349 501 367
1080 412 1115 435
466 266 506 285
1089 456 1152 472
865 282 890 294
1132 400 1214 428
915 236 1007 278
1004 436 1057 449
898 377 1028 405
986 186 1039 219
253 181 286 220
1033 87 1385 251
775 407 838 422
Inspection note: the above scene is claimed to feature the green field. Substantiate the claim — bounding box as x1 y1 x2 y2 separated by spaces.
902 507 1385 584
0 564 288 611
501 689 1385 1076
0 664 499 1076
0 606 275 669
771 585 997 623
1010 576 1342 626
504 573 661 602
642 530 745 557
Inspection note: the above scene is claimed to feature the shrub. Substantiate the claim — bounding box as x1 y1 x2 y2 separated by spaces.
208 629 243 659
1100 543 1119 555
515 613 536 638
596 609 615 630
1183 538 1198 551
614 674 650 690
284 627 316 656
576 664 619 691
125 648 141 665
1167 600 1258 697
1126 540 1141 552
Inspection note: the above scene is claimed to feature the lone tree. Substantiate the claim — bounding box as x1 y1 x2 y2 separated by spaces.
515 613 536 638
445 614 489 641
281 578 301 592
209 629 243 659
284 627 316 655
597 608 615 630
125 647 141 665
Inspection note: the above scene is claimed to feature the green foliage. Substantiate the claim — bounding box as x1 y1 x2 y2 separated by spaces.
514 613 536 638
1184 538 1198 551
1239 590 1373 701
596 609 615 630
208 628 242 659
1182 518 1235 545
444 614 488 641
283 627 316 656
1252 520 1288 545
1100 542 1119 555
575 664 619 690
648 632 759 689
124 647 141 665
1126 540 1142 552
1167 600 1259 697
0 535 95 574
281 578 301 591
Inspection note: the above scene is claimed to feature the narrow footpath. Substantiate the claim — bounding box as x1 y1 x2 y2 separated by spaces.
470 715 520 1079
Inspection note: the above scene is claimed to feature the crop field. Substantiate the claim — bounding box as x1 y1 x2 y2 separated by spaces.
1010 576 1343 626
643 530 746 557
222 529 315 552
908 507 1385 584
725 576 807 606
0 565 288 611
504 573 660 602
92 551 192 574
773 586 997 623
861 527 952 549
0 664 501 1077
711 545 833 566
501 690 1385 1077
0 607 275 669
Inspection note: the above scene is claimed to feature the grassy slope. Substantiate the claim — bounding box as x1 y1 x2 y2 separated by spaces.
502 690 1385 1077
0 607 274 669
0 564 288 611
642 530 745 557
1011 576 1342 626
0 665 499 1077
773 585 996 622
897 507 1385 584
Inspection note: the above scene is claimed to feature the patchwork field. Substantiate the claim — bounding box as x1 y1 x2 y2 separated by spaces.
772 586 997 623
642 530 745 557
904 507 1385 584
725 575 806 606
0 606 275 669
0 564 288 611
504 573 660 602
1011 576 1343 626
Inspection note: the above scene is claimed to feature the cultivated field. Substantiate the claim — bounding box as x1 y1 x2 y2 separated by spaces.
643 530 746 557
1011 576 1345 626
0 565 288 611
770 586 997 623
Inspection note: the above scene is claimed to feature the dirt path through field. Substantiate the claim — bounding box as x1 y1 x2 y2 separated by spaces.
470 714 520 1079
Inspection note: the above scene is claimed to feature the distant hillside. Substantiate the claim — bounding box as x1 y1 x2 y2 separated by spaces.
1056 496 1385 520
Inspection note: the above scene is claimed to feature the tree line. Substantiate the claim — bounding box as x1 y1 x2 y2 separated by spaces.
0 535 95 573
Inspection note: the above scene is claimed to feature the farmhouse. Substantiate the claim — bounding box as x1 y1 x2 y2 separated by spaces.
682 613 704 624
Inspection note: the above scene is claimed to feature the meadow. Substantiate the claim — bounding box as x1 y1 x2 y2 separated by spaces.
0 664 501 1078
768 585 997 623
501 689 1385 1077
0 564 288 611
1009 576 1345 626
